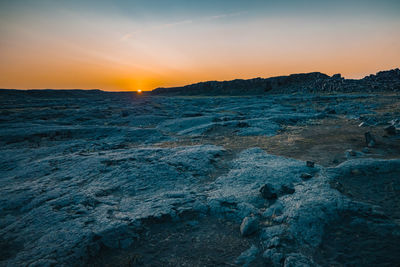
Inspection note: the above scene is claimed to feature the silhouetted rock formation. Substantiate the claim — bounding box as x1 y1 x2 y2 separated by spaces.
151 68 400 95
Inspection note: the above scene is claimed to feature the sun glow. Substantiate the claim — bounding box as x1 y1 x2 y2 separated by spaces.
137 89 142 93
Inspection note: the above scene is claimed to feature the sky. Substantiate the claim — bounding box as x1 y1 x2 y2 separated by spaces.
0 0 399 91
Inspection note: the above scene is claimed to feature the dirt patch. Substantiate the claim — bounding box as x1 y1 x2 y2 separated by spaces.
156 117 400 167
88 216 262 267
332 170 400 222
314 213 400 267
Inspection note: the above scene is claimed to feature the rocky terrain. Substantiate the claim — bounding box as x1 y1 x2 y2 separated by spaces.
1 73 400 266
152 68 400 95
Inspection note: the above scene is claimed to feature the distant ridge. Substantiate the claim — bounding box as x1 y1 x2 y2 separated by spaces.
151 68 400 95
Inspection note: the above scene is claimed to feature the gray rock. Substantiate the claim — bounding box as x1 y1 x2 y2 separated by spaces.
345 149 358 158
301 173 313 179
362 147 371 153
279 184 295 195
240 216 259 236
235 245 259 267
263 236 280 248
364 132 376 147
260 184 278 200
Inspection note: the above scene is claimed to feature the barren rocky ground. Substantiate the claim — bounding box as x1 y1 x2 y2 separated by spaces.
0 90 400 266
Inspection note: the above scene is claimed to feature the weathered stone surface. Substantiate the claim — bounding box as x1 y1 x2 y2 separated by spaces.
1 90 400 266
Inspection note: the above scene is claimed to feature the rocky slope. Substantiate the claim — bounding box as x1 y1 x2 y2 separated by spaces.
152 68 400 95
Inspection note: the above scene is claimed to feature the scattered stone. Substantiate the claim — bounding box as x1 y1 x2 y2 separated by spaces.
364 132 376 147
300 173 313 179
306 161 315 168
362 147 371 153
260 184 278 200
345 149 357 158
240 216 259 237
384 125 396 135
260 183 295 200
279 184 295 195
235 245 259 267
263 248 284 267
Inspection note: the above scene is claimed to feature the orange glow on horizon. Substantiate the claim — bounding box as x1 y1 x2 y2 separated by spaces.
0 9 399 91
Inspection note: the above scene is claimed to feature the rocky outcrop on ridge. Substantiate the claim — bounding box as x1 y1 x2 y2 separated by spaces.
152 68 400 95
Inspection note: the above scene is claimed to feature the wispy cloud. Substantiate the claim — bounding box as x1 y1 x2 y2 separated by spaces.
120 11 247 41
204 11 248 21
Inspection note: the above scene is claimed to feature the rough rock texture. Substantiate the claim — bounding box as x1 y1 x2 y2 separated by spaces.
1 89 400 266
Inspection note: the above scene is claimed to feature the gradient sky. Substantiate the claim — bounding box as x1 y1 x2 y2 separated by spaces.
1 0 399 91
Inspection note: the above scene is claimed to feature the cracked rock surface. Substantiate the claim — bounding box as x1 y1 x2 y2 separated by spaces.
1 90 400 266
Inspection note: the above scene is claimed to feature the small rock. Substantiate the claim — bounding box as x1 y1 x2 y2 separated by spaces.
260 184 278 200
306 161 315 168
364 132 376 147
279 184 295 195
345 149 357 158
300 173 313 179
384 125 396 135
240 216 259 236
362 147 371 153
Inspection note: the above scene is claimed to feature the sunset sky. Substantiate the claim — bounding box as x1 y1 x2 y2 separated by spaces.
1 0 399 91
